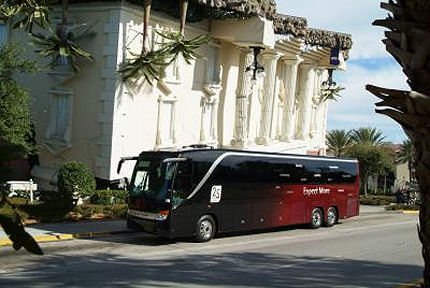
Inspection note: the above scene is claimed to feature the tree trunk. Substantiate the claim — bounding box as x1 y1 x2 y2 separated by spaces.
60 0 69 40
179 0 188 36
408 161 413 182
142 0 152 53
384 174 387 194
367 1 430 286
363 172 369 197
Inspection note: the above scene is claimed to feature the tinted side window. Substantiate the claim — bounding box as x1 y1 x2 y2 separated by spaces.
192 160 212 186
323 162 357 184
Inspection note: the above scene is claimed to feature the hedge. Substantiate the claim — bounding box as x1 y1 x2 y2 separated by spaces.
89 190 129 205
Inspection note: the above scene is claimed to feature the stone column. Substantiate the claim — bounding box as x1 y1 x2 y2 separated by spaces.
310 68 324 141
295 63 316 141
317 69 329 149
211 99 219 142
280 57 302 142
321 100 329 149
231 47 253 148
258 52 280 145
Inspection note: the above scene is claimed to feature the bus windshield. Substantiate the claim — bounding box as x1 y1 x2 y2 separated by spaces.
130 158 175 202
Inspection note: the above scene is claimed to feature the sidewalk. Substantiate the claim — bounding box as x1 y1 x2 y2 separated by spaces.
0 220 131 246
360 205 387 214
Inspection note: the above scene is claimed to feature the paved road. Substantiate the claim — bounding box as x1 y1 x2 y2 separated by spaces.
0 212 423 287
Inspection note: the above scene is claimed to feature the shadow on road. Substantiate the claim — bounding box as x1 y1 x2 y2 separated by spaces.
90 222 347 246
0 251 421 287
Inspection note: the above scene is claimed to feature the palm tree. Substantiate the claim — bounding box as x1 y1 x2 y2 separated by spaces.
349 127 385 146
366 0 430 285
348 128 386 195
397 140 416 182
326 130 352 157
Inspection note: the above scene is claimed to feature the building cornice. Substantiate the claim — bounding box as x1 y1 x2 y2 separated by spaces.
273 14 308 38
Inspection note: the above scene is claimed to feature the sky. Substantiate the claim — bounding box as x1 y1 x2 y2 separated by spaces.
277 0 408 143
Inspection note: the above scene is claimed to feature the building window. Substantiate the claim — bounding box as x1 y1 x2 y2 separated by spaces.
47 90 73 142
206 45 220 85
200 99 217 142
160 101 174 142
156 96 177 147
164 58 180 83
0 23 8 46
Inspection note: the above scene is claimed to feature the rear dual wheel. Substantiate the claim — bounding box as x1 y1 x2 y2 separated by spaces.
324 207 338 227
309 208 323 229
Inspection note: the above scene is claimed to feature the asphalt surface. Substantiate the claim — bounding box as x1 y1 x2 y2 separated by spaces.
0 212 422 287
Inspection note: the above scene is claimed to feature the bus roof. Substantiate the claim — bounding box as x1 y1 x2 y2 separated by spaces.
138 147 358 163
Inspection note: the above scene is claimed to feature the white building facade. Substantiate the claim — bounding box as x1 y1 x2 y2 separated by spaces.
6 1 352 189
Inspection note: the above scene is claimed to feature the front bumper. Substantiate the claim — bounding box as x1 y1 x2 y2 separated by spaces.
127 209 170 236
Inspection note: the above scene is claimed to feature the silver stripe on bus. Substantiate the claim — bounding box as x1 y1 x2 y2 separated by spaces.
187 152 357 200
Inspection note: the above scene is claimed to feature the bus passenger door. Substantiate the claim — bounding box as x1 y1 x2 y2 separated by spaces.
170 161 194 237
170 200 194 237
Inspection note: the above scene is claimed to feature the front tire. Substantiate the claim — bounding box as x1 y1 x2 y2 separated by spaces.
309 208 323 229
195 215 216 242
324 207 337 227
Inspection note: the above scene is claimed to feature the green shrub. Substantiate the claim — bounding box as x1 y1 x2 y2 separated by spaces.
386 203 419 211
57 161 96 208
38 190 73 208
360 195 396 206
73 204 127 219
89 190 128 205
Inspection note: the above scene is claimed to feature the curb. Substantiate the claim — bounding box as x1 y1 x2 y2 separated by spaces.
0 230 134 246
401 210 419 215
397 279 422 287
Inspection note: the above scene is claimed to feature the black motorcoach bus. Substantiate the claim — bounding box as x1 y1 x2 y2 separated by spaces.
118 147 359 242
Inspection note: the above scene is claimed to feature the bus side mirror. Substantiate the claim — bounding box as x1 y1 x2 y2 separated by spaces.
117 159 124 174
117 157 138 174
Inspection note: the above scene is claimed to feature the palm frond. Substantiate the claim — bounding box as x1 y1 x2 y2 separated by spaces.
157 31 211 65
1 0 52 32
349 127 386 146
32 27 94 72
118 49 169 84
326 129 352 157
320 85 345 102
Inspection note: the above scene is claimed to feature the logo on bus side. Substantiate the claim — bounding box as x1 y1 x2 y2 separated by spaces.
303 187 330 196
210 185 222 203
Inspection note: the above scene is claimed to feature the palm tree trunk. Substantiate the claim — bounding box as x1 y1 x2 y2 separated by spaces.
366 1 430 285
416 142 430 287
142 0 152 53
363 172 369 197
408 161 412 183
384 174 387 194
60 0 69 41
180 0 188 36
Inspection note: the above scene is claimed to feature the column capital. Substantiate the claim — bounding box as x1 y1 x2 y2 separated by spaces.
299 62 317 72
260 51 282 61
234 45 252 54
300 62 317 67
315 66 327 73
282 56 303 66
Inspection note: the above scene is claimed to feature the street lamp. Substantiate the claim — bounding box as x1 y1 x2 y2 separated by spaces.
246 46 265 82
322 68 336 89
